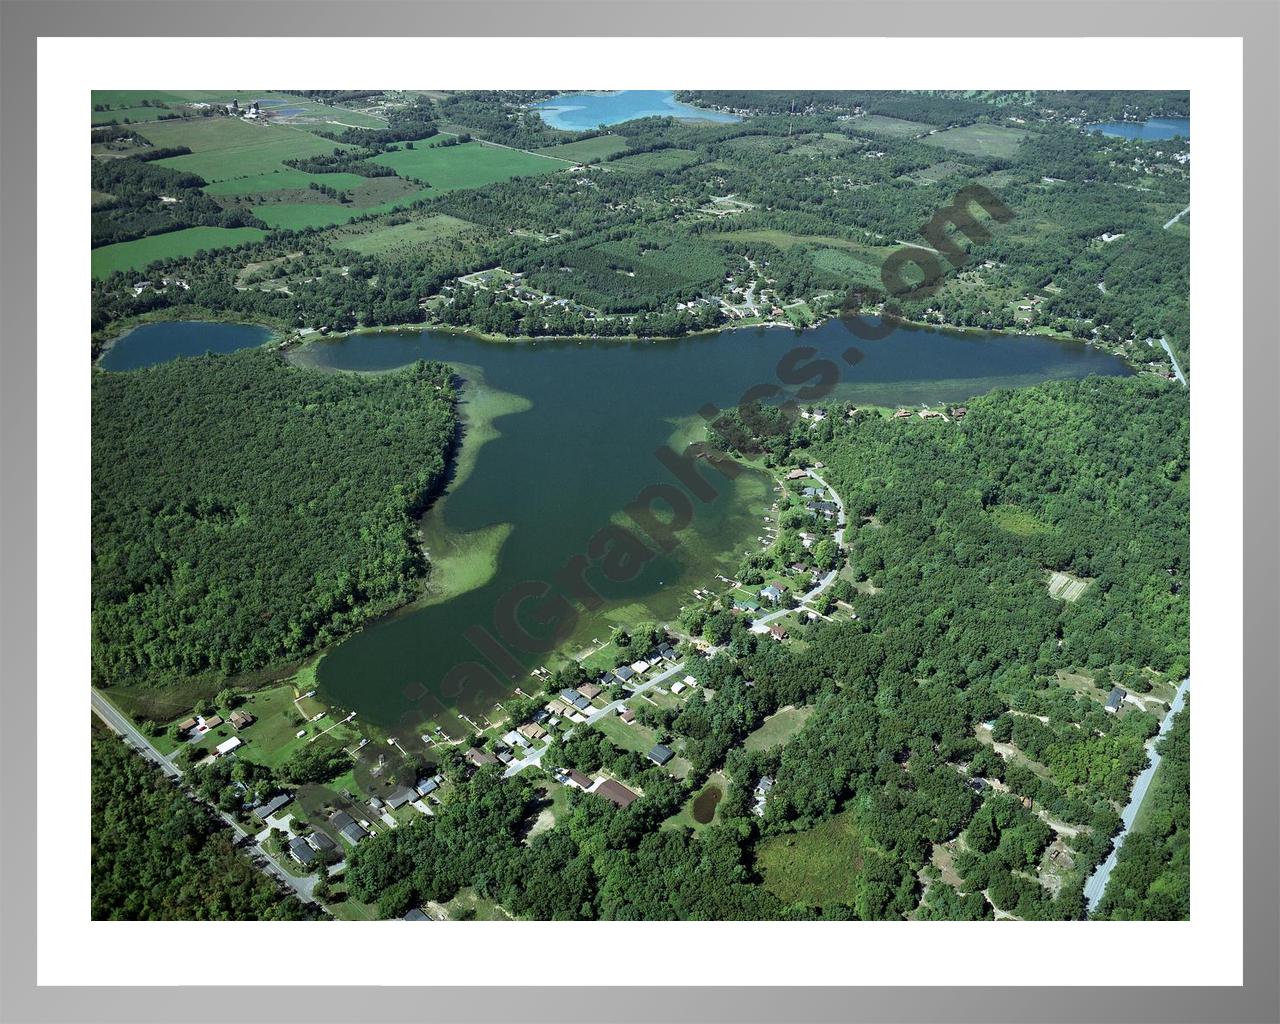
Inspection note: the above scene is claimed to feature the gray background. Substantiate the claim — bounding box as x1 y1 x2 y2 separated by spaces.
1 2 1276 1022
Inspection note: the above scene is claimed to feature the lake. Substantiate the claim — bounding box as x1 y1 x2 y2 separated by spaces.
99 321 274 371
1087 117 1189 141
289 317 1131 733
531 90 741 130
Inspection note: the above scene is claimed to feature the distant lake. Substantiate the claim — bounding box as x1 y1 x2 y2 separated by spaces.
1088 117 1189 141
290 317 1131 732
98 321 274 371
532 90 741 130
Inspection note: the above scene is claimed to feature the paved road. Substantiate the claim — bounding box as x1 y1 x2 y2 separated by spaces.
1163 205 1190 230
1159 336 1188 388
1083 677 1190 912
91 688 319 905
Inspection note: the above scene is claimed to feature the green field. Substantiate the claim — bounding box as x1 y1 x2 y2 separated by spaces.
249 189 434 231
594 713 657 756
743 705 815 752
91 226 268 279
535 136 629 163
203 169 370 196
138 117 350 182
372 140 566 191
609 148 702 173
811 247 882 286
329 213 481 256
853 115 936 138
925 123 1031 159
755 809 866 908
92 105 176 125
989 504 1052 536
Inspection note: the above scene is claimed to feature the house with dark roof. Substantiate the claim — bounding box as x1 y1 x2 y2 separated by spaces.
614 665 636 682
252 792 292 821
288 836 317 866
1105 686 1127 713
465 747 497 768
648 743 674 766
403 908 430 921
386 786 417 810
307 831 336 853
564 769 593 790
807 500 838 518
330 811 368 846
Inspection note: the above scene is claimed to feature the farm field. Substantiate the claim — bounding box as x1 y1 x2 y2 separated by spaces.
372 139 567 191
755 809 867 909
92 105 177 125
203 169 370 196
535 135 629 163
852 114 936 137
1047 570 1093 602
248 186 434 231
91 226 268 279
608 148 702 173
137 117 350 182
924 123 1031 158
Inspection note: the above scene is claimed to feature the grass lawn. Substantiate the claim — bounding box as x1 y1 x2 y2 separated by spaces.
535 136 629 163
989 504 1052 537
442 886 512 921
743 705 815 753
811 247 882 287
663 771 729 831
91 226 268 278
924 123 1031 159
594 713 657 756
372 139 565 191
139 117 352 182
755 809 866 908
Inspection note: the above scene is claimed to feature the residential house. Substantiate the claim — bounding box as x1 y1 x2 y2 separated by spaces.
386 786 418 810
752 776 775 816
614 665 636 683
564 769 593 790
288 836 317 866
417 777 440 797
1105 687 1127 713
214 736 241 757
577 683 603 700
760 584 784 604
593 779 639 809
629 660 651 675
786 468 809 480
330 811 368 846
768 625 787 642
307 831 336 854
229 710 254 731
465 747 497 768
648 744 674 766
619 708 636 724
252 793 293 821
403 908 430 921
177 717 197 734
518 722 548 742
201 715 224 730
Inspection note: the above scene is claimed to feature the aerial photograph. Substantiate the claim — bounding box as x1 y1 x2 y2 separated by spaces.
89 88 1190 923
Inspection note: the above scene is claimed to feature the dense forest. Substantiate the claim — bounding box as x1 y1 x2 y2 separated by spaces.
91 731 318 920
340 376 1189 920
91 350 457 685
